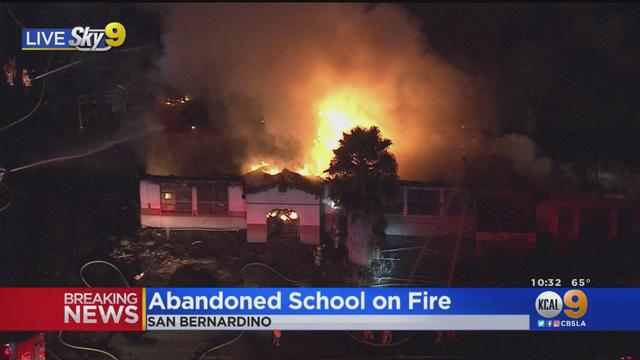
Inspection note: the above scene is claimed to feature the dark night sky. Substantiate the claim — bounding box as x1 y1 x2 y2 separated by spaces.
406 3 640 172
2 3 640 174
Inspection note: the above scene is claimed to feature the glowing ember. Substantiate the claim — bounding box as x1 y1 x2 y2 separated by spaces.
163 96 191 107
249 160 280 175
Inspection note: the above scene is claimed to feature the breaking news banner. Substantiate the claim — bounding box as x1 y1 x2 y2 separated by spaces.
1 288 639 331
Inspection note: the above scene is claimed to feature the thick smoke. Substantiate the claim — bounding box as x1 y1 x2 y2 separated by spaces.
152 3 552 182
489 134 554 180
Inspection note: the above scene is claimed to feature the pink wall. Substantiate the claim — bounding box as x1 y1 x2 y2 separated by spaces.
245 187 320 244
228 185 246 215
140 180 160 210
139 179 247 230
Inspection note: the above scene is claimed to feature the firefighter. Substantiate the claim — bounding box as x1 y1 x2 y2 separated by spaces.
3 58 16 86
21 69 32 88
362 330 374 342
435 330 456 344
272 329 281 347
314 245 322 267
332 223 340 249
381 330 392 345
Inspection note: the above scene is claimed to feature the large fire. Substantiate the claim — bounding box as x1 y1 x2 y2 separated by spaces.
248 88 388 177
158 4 489 181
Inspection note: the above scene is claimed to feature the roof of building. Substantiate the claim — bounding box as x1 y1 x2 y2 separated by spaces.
142 173 243 184
243 169 324 196
398 179 450 188
143 171 461 194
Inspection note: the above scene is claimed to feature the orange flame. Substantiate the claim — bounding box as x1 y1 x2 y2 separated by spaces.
248 87 388 177
306 88 387 175
249 160 281 175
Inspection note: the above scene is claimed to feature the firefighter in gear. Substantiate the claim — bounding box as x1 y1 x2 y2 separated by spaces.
362 330 374 342
21 69 32 88
4 58 16 86
381 330 392 344
314 245 322 267
332 224 341 249
272 330 282 347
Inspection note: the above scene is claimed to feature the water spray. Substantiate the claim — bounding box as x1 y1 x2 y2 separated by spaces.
33 60 83 81
0 127 161 212
9 127 161 174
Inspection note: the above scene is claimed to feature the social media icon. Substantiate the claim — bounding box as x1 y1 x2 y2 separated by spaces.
537 320 545 327
553 320 560 327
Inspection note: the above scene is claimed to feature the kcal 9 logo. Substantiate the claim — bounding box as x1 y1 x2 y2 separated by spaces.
535 290 587 319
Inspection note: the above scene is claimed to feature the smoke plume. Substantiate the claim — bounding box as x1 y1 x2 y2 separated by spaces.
151 3 553 182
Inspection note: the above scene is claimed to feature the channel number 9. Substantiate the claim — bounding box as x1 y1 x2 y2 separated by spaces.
105 22 126 48
564 289 587 319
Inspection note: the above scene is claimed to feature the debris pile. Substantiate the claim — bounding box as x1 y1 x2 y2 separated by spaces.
108 229 247 286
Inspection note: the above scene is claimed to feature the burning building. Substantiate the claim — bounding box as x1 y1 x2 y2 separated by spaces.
139 167 640 262
140 170 326 244
138 169 476 250
141 3 640 263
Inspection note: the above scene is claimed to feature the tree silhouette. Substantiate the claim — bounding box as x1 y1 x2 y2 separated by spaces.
326 126 398 266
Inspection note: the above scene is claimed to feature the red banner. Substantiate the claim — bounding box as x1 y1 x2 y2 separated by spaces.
0 288 144 331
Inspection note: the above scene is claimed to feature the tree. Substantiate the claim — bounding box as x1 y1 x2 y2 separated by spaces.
326 126 398 266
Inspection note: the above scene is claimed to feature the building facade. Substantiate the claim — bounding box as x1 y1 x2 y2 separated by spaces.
139 173 476 245
139 173 640 255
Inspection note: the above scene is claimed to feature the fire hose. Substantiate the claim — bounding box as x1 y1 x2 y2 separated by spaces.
52 260 132 360
198 262 309 359
0 53 53 133
57 331 118 360
346 330 411 347
239 262 307 285
80 260 130 288
198 331 244 360
70 261 299 359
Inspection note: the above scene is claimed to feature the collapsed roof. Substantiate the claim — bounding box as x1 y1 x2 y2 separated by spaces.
243 168 324 196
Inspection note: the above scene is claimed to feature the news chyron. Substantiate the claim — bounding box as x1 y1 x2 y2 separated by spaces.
0 288 639 331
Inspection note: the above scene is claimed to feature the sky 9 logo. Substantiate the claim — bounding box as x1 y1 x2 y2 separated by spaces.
535 290 587 319
69 22 126 51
